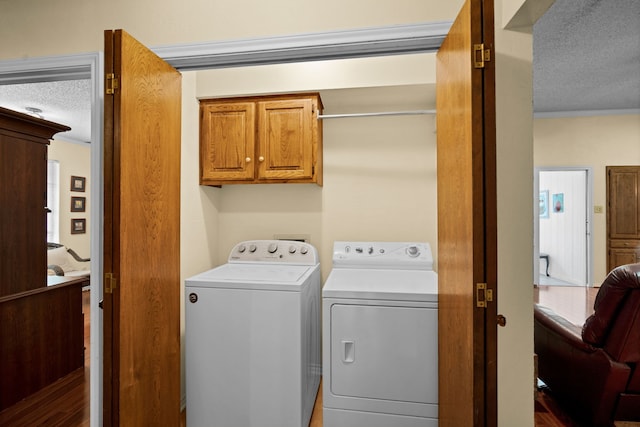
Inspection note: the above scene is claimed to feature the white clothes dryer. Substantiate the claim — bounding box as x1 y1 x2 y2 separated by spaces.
322 241 438 427
185 240 321 427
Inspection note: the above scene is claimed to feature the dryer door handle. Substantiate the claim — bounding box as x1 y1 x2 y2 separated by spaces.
342 340 355 363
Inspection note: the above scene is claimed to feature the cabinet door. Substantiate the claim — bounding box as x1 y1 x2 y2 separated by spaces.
257 97 315 181
200 101 256 183
608 166 640 239
609 247 640 271
0 136 47 295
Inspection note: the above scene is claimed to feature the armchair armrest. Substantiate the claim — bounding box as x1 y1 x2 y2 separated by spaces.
66 248 90 263
534 304 595 353
48 264 64 276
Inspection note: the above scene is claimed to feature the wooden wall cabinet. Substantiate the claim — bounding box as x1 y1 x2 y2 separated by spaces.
607 166 640 272
199 93 323 186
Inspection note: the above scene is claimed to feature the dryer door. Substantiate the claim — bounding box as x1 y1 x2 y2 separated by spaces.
330 304 438 404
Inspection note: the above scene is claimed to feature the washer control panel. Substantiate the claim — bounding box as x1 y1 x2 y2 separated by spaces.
332 241 433 270
228 240 318 264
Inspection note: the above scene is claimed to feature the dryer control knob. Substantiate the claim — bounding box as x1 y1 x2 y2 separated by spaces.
249 244 257 253
407 245 420 257
300 246 309 255
237 245 246 253
268 243 278 253
289 245 297 254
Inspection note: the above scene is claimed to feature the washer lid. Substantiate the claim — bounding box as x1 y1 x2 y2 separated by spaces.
322 268 438 302
186 263 317 291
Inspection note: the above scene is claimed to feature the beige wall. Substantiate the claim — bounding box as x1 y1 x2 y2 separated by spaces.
193 54 438 280
495 0 536 424
534 114 640 283
0 0 463 60
49 139 91 257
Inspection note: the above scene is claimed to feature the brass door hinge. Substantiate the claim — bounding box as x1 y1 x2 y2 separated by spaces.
476 282 493 308
106 73 119 95
473 44 491 69
105 272 117 294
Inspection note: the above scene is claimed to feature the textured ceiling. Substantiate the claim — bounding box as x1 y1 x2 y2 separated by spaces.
0 0 638 144
0 80 91 144
533 0 640 114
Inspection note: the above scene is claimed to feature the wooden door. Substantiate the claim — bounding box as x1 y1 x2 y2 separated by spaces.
103 29 182 426
257 96 315 181
607 166 640 271
200 100 256 184
608 166 640 239
436 0 497 425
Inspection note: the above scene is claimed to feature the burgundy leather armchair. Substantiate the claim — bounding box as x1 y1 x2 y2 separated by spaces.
534 263 640 427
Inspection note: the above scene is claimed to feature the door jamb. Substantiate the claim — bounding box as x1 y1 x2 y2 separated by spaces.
0 52 105 427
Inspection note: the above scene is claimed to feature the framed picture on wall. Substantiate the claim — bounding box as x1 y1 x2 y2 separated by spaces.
553 193 564 213
539 190 549 218
71 218 86 234
71 196 86 212
71 175 86 192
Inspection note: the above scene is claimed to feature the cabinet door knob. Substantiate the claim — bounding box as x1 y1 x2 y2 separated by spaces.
258 156 265 162
245 157 251 163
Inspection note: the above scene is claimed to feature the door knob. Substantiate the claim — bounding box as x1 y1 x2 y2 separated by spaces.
497 314 507 327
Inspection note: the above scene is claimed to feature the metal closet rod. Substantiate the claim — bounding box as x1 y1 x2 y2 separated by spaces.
317 109 436 119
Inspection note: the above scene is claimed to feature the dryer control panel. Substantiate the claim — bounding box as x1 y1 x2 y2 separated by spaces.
332 241 433 270
228 240 319 265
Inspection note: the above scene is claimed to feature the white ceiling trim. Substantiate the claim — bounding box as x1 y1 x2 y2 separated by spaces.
153 22 451 70
534 108 640 119
0 53 96 84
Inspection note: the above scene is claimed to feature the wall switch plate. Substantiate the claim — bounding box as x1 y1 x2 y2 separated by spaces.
594 205 604 214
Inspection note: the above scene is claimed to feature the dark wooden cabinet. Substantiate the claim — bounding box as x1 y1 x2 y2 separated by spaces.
607 166 640 271
0 107 78 411
0 106 70 297
0 277 86 410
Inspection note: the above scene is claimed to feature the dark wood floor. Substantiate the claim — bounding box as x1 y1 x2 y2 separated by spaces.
2 287 628 427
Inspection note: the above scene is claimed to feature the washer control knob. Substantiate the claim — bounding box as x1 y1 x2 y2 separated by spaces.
237 245 246 253
407 245 420 257
289 245 297 254
300 246 309 255
268 243 278 253
368 246 374 254
249 244 257 253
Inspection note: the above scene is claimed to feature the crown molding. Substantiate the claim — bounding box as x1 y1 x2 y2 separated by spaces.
153 21 451 71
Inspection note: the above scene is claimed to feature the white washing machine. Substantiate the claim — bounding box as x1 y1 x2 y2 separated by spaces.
322 241 438 427
185 240 321 427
